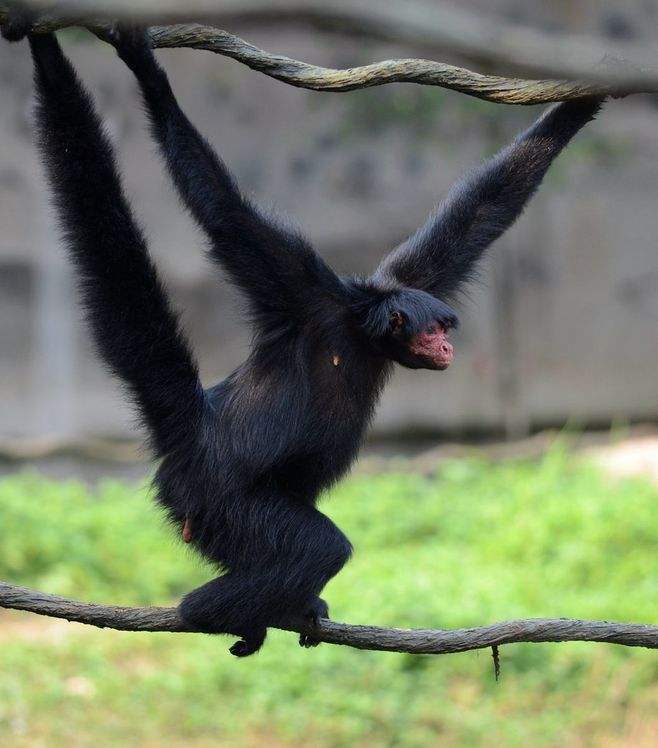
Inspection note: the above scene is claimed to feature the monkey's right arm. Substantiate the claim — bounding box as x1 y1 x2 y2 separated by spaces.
18 31 206 456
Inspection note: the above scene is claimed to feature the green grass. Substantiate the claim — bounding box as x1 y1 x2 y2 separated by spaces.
1 448 657 747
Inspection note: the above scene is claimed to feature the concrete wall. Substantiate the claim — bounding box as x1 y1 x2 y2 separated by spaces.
1 22 658 441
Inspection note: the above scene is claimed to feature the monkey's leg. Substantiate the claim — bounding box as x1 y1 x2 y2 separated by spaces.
180 498 352 655
179 572 268 657
259 501 352 648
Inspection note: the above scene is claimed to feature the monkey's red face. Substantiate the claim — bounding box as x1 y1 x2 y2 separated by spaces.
389 311 455 370
407 323 454 370
358 285 459 371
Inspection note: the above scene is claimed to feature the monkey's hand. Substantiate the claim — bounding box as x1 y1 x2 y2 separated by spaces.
105 23 153 68
1 8 36 42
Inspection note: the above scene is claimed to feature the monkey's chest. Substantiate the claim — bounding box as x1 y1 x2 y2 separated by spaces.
301 374 379 484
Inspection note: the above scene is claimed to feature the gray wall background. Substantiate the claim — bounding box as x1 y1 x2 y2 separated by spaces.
1 5 658 441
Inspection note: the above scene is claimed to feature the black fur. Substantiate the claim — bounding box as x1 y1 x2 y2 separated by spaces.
6 25 602 656
375 98 602 299
0 9 34 42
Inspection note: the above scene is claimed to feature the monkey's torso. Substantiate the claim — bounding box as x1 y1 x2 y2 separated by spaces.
153 318 390 561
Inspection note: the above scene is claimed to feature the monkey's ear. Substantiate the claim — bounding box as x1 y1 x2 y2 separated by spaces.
373 98 603 300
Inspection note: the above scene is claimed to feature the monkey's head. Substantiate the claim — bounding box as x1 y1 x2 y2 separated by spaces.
355 285 458 371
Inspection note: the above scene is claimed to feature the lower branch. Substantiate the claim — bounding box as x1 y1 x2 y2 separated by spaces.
1 581 657 654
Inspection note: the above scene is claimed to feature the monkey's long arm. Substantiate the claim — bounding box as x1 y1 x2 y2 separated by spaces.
113 30 344 324
28 33 206 455
374 98 602 299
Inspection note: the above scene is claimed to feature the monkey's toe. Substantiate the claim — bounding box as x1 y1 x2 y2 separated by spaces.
229 638 260 657
229 639 252 657
228 627 267 658
307 596 329 624
298 597 329 648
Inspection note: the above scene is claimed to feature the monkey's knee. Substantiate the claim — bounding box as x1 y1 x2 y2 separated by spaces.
293 524 351 609
319 524 353 578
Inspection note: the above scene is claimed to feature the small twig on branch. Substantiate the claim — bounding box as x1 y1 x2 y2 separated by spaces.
1 581 657 655
0 10 656 104
491 645 501 680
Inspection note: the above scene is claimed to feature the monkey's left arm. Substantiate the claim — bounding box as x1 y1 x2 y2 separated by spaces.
374 98 603 299
110 28 344 325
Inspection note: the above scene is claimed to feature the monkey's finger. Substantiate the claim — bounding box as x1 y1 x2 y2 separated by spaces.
1 8 36 42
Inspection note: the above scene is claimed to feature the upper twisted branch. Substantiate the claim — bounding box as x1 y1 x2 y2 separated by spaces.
1 581 657 655
0 10 655 104
6 0 658 85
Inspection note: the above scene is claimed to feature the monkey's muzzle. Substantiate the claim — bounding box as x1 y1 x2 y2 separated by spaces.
408 326 454 370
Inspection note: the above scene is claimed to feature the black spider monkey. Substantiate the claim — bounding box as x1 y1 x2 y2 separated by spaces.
2 19 602 656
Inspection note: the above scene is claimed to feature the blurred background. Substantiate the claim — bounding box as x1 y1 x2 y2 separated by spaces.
2 0 658 449
1 1 657 746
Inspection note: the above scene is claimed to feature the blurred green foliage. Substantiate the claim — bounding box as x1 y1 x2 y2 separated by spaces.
1 449 657 746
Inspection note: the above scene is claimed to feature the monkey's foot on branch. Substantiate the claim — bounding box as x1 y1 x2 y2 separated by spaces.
1 581 657 655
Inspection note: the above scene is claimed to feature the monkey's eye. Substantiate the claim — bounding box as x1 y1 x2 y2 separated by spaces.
389 311 405 332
